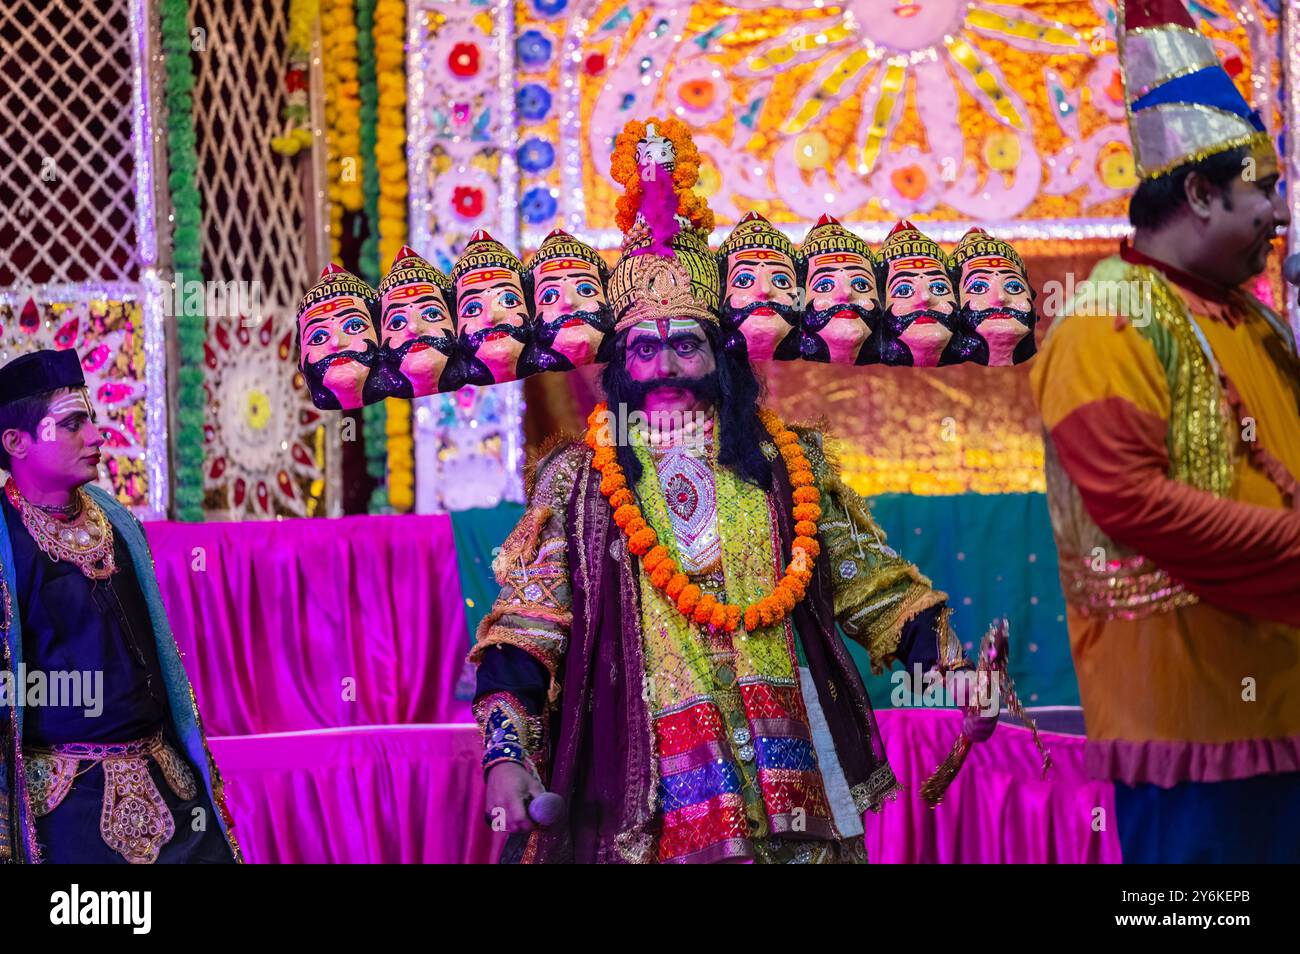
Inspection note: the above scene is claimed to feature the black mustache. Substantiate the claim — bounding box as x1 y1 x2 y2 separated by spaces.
883 307 957 335
463 322 529 350
804 301 878 332
620 374 720 411
391 332 457 360
722 298 800 331
536 305 614 343
307 344 378 372
964 306 1034 329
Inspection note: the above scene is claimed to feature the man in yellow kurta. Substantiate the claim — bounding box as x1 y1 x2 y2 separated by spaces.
1031 0 1300 862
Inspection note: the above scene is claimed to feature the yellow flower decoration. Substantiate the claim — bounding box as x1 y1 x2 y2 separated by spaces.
983 131 1021 173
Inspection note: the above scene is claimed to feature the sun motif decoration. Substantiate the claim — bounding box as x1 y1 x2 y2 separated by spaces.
0 297 150 507
202 314 327 518
503 0 1280 236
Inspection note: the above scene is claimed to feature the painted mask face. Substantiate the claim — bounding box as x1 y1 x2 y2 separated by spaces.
722 248 801 361
298 293 379 409
881 255 958 367
380 281 456 396
957 255 1035 366
457 267 529 385
803 250 880 364
532 258 612 369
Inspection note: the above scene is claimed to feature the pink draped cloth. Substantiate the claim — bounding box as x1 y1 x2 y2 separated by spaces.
866 709 1121 863
141 515 1118 863
145 516 473 735
209 725 503 864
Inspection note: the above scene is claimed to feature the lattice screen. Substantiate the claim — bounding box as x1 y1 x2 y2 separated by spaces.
190 0 307 312
0 0 140 286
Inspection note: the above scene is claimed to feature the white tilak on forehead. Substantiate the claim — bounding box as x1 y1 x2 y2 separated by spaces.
47 390 92 418
632 318 699 339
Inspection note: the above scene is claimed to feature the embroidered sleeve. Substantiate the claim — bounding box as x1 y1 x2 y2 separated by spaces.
468 442 585 705
795 428 958 674
473 689 546 777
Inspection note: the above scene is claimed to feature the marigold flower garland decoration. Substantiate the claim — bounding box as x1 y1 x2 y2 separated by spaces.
585 404 819 633
323 0 364 262
610 116 714 237
269 0 317 157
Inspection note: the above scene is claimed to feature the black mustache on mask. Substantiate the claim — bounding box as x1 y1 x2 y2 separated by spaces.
620 374 720 411
463 321 529 351
804 301 878 333
722 297 801 332
392 331 457 361
536 304 615 344
882 306 958 336
301 342 379 409
963 305 1034 330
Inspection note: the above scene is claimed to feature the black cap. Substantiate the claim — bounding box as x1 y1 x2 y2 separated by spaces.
0 349 86 406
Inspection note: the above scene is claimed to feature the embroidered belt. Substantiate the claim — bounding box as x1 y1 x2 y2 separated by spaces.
1059 552 1199 621
24 728 198 865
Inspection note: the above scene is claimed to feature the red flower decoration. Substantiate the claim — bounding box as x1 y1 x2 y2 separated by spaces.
449 42 480 78
285 68 307 93
583 52 606 76
452 185 485 220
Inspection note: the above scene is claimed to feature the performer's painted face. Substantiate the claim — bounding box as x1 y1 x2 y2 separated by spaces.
457 267 529 384
381 281 455 396
532 258 612 367
623 318 717 418
804 251 880 364
299 294 379 409
1 387 104 489
722 249 800 361
882 256 958 367
957 256 1034 367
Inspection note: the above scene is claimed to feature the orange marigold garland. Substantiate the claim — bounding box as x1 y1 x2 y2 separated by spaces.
586 403 818 634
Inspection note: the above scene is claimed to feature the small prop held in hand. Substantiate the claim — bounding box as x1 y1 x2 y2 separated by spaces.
526 791 565 828
920 618 1052 807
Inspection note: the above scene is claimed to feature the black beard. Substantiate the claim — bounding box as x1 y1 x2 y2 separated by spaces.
722 299 803 361
301 344 377 409
802 302 879 364
955 306 1037 366
879 306 962 367
616 374 721 412
525 304 616 373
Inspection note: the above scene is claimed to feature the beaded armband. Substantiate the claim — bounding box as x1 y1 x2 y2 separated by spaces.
474 692 543 777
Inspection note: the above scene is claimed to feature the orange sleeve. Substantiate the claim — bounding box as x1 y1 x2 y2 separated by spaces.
1033 314 1300 626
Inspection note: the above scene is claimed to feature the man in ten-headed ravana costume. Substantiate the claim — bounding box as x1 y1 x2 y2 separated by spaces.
0 350 238 863
470 117 996 864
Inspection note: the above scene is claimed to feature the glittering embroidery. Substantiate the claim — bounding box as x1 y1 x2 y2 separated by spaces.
100 756 175 864
23 751 77 817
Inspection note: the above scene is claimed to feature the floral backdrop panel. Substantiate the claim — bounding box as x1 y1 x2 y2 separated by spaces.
505 0 1282 245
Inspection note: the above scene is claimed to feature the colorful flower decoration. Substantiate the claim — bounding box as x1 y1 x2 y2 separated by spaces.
202 315 326 518
983 131 1021 173
452 185 486 219
1098 140 1138 189
586 403 817 635
667 59 731 126
520 186 558 224
433 165 498 227
270 0 318 156
873 147 941 217
517 137 555 174
516 30 553 70
516 83 552 121
1 300 149 507
583 51 606 76
448 41 480 79
531 0 568 17
793 131 831 172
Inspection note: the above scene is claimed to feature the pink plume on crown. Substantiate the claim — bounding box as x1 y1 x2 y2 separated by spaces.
632 168 681 258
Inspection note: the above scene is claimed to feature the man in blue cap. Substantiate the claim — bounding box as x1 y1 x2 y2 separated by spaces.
0 349 238 863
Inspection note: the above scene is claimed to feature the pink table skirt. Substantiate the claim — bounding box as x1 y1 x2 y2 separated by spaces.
211 714 1118 864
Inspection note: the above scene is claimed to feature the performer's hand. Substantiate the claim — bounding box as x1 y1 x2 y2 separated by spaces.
485 761 544 833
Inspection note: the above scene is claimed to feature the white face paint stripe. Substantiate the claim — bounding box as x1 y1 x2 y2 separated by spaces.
46 389 92 420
